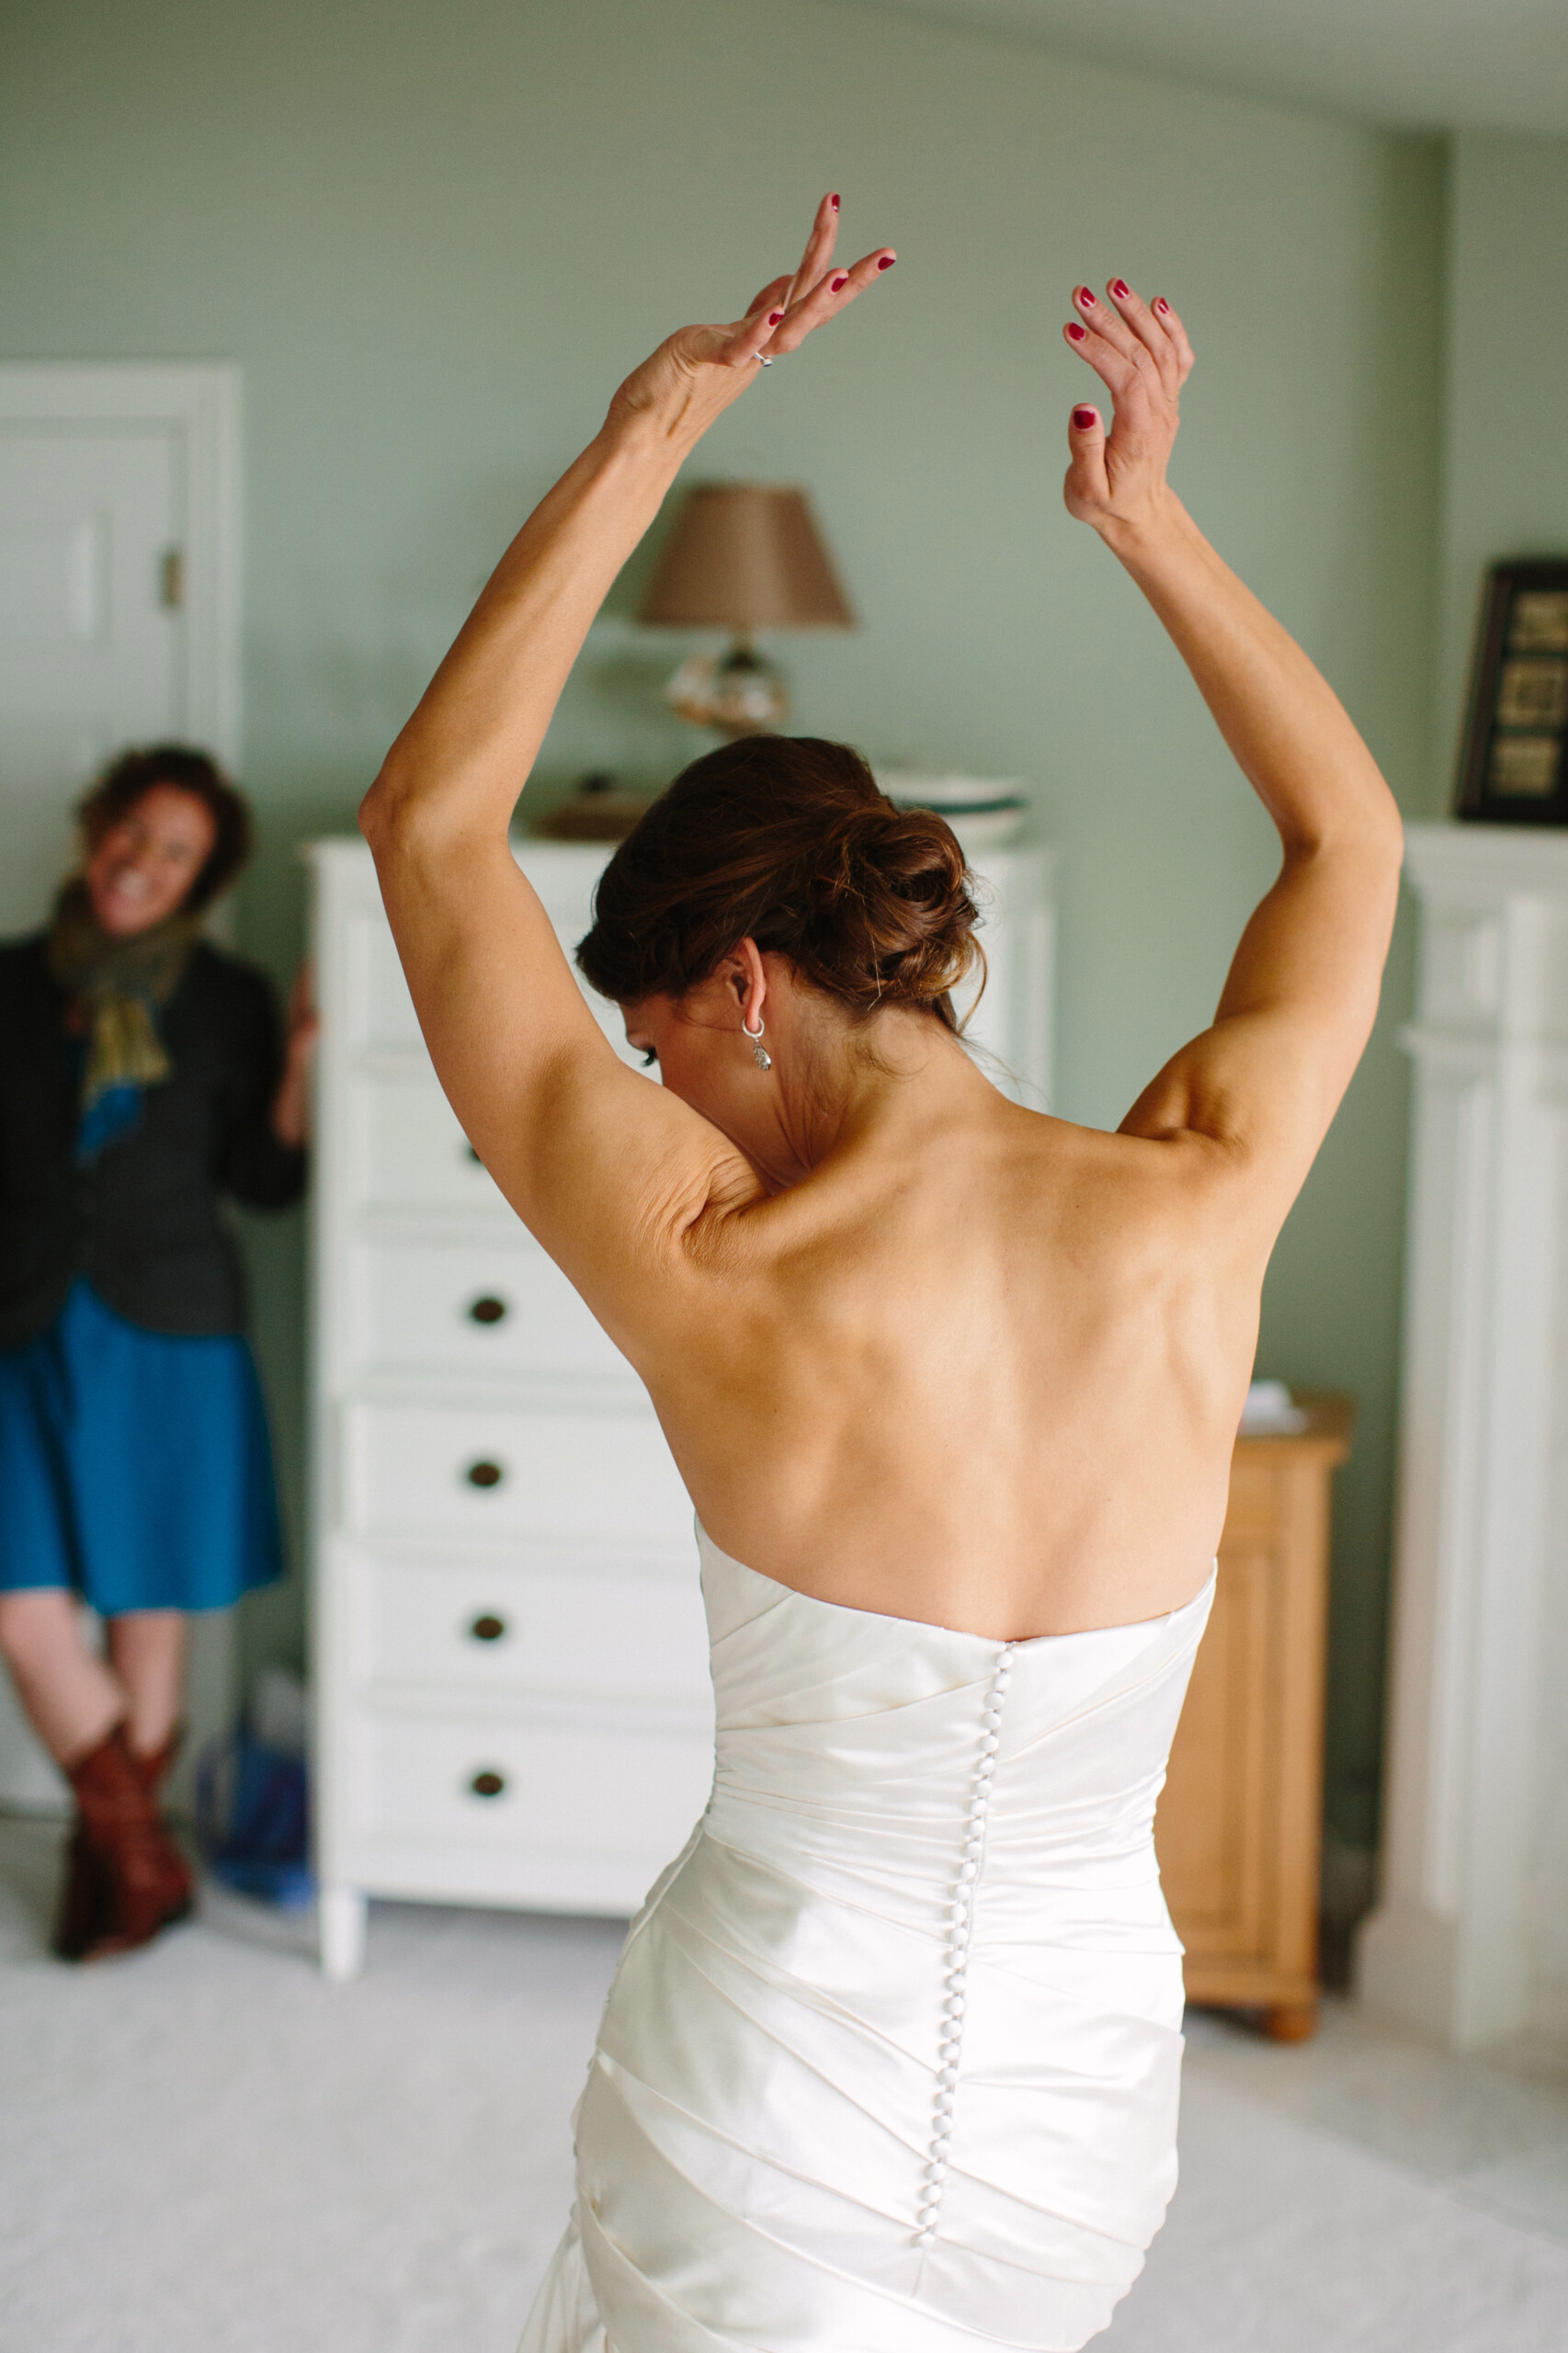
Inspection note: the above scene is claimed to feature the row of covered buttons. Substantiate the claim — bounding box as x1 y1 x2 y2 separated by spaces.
915 1645 1012 2249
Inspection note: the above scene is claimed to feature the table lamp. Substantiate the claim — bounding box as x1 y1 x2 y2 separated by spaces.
637 483 855 736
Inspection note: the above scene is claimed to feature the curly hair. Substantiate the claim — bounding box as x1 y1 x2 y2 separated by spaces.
577 737 983 1029
76 744 252 914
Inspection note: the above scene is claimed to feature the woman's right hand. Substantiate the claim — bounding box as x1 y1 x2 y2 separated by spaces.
605 195 895 448
1061 279 1195 544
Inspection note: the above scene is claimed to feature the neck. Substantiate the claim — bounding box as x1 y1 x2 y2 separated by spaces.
765 1006 984 1188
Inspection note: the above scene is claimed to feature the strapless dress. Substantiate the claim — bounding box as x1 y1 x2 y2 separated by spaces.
519 1523 1214 2353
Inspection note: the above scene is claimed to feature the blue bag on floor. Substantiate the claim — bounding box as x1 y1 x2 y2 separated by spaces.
195 1728 314 1909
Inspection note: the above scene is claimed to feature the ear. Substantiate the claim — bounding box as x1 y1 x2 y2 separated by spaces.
722 938 768 1032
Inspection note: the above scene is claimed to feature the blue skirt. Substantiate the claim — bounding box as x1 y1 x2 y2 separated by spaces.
0 1280 284 1616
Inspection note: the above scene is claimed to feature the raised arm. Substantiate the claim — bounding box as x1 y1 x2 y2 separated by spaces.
1061 278 1403 1222
358 199 893 1324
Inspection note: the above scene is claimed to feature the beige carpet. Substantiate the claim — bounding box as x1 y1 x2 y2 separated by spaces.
3 1814 1567 2353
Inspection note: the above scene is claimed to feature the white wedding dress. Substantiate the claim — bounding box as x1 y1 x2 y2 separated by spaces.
520 1522 1214 2353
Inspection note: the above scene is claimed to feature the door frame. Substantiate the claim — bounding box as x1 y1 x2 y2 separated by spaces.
0 362 243 762
0 364 244 1817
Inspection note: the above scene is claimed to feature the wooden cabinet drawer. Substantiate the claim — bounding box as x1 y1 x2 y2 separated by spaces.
347 1236 639 1386
341 1399 693 1548
358 1708 714 1861
1157 1542 1278 1960
1154 1396 1351 2035
1220 1457 1278 1544
361 1555 711 1704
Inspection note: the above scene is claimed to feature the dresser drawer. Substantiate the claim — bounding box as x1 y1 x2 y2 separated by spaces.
360 1555 711 1702
358 1708 714 1860
341 1399 693 1547
349 1072 507 1213
347 1236 638 1386
345 891 641 1060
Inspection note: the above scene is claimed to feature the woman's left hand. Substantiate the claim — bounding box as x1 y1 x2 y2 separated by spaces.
270 959 316 1150
1061 278 1195 545
606 195 895 444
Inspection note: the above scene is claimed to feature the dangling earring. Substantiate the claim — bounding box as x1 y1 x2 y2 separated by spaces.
743 1013 772 1071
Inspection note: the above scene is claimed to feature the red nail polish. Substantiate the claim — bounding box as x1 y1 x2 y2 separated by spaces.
1073 405 1097 428
1154 298 1169 315
1077 286 1096 307
877 255 895 271
768 311 784 324
1111 279 1130 301
832 275 848 291
1066 321 1087 343
830 193 840 209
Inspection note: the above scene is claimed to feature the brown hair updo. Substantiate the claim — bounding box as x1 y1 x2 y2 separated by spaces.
576 737 983 1029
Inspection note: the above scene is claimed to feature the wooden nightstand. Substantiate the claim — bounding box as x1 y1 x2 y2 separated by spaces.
1154 1394 1353 2041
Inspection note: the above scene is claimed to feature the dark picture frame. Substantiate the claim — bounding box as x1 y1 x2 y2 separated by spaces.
1456 559 1568 825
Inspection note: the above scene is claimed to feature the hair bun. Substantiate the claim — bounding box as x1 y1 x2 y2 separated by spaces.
578 736 983 1028
802 800 979 1011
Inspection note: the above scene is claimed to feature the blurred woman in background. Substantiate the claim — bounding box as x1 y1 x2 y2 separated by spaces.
0 745 313 1961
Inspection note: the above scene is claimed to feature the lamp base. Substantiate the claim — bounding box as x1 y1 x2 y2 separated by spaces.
665 638 789 737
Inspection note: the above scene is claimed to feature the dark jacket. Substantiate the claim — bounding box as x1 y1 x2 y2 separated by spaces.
0 934 306 1348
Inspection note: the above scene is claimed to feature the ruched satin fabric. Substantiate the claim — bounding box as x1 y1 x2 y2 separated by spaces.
519 1527 1214 2353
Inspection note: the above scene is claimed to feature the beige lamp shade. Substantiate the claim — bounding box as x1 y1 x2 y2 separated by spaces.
637 483 855 632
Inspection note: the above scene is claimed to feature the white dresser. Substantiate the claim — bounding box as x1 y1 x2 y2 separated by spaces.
306 834 1054 1978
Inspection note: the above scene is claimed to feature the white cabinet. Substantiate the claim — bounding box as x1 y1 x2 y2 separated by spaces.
306 834 1054 1978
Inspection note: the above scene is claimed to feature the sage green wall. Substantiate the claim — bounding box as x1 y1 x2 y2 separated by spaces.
0 0 1445 1858
1438 131 1568 789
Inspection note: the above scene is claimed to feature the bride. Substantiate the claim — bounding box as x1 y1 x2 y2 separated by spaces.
361 198 1401 2353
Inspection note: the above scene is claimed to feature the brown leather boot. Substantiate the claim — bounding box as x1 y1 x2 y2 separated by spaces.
131 1726 182 1802
51 1819 105 1961
58 1725 193 1961
53 1726 186 1961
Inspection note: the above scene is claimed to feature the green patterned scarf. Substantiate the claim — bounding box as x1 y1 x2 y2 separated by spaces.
46 881 202 1108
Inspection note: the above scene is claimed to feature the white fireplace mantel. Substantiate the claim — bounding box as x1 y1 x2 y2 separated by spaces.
1358 822 1568 2049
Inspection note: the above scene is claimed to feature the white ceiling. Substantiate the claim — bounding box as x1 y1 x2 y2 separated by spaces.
858 0 1568 135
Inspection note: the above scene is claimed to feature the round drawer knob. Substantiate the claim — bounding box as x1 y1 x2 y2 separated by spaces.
465 1460 504 1490
468 1295 507 1326
469 1768 506 1799
469 1613 506 1643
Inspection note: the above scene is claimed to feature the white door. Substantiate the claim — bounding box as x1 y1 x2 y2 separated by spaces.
0 367 241 1813
0 428 183 931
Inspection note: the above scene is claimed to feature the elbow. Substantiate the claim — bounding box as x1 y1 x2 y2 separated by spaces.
1339 799 1405 884
358 752 430 863
358 763 400 856
1282 783 1405 881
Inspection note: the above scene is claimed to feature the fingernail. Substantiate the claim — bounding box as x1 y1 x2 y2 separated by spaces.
768 311 784 324
1073 405 1097 428
830 193 840 210
831 274 848 291
1076 286 1096 307
877 254 895 271
1110 278 1130 301
1154 297 1169 315
1066 321 1087 343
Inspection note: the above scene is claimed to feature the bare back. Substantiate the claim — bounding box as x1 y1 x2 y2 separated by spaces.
358 207 1403 1645
626 1060 1251 1637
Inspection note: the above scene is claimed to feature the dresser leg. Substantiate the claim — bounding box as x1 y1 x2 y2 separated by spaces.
1263 2000 1319 2041
320 1884 367 1981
